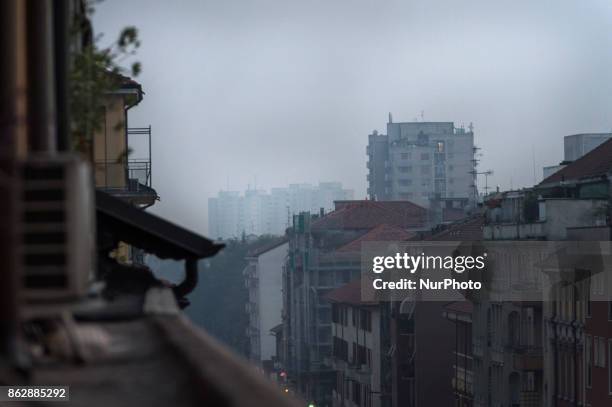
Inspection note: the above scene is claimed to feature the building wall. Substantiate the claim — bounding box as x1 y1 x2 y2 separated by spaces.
257 243 288 363
564 133 612 162
331 304 382 407
245 242 288 366
93 94 127 188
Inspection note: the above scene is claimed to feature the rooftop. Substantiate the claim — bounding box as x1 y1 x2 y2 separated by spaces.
326 279 375 306
540 138 612 185
312 200 426 231
426 216 484 241
335 224 415 253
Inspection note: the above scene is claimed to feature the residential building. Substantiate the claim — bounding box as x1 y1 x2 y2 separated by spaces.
281 200 427 406
328 280 383 407
93 72 157 207
244 238 289 376
208 182 354 240
443 301 474 407
91 73 157 265
479 138 612 407
366 117 476 209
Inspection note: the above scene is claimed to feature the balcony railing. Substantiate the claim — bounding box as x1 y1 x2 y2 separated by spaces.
95 127 156 204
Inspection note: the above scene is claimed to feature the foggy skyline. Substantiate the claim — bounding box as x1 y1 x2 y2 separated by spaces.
94 0 612 235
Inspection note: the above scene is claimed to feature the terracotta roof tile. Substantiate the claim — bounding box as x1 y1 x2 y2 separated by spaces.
426 216 484 241
335 224 415 252
312 200 426 231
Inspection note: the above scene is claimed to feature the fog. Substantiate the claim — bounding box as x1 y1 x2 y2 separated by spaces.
94 0 612 235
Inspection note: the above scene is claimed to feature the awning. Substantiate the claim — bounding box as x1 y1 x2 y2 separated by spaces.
96 190 223 260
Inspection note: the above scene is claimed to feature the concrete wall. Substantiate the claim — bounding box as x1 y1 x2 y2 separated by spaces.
257 243 289 363
94 94 127 188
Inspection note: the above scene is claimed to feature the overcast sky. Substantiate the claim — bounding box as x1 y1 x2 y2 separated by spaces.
94 0 612 235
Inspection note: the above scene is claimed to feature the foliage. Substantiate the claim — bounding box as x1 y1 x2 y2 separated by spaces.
184 236 279 356
522 193 539 223
70 1 141 153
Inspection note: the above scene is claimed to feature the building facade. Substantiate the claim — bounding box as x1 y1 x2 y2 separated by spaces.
244 239 289 375
328 281 383 407
280 200 427 406
367 118 476 208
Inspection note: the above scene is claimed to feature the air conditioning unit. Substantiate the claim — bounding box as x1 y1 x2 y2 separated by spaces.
20 154 95 302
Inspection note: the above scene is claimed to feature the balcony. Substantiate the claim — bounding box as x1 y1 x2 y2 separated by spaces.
95 126 158 207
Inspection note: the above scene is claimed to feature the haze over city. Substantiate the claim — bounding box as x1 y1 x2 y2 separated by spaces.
94 0 612 234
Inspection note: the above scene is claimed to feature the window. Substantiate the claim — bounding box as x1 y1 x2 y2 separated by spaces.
360 309 372 332
318 307 331 323
333 304 348 326
352 381 361 406
398 179 412 186
436 141 445 153
594 336 607 367
333 337 348 361
420 153 430 160
609 340 612 394
318 270 333 287
400 152 410 160
586 335 592 388
398 166 412 173
525 371 536 392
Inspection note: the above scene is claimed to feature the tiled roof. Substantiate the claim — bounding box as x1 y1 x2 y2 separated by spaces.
540 138 612 185
312 200 426 231
326 279 375 306
335 224 415 252
247 237 288 257
426 216 484 241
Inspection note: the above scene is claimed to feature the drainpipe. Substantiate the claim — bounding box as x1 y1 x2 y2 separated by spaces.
173 258 199 298
551 285 559 407
0 0 22 371
572 284 578 407
26 0 57 153
52 0 69 152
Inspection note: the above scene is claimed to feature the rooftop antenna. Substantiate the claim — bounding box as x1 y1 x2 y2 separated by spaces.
420 110 425 121
388 112 393 124
468 122 474 132
532 145 537 185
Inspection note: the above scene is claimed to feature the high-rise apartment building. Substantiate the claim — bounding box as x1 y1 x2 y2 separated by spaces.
208 182 354 240
367 117 476 208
